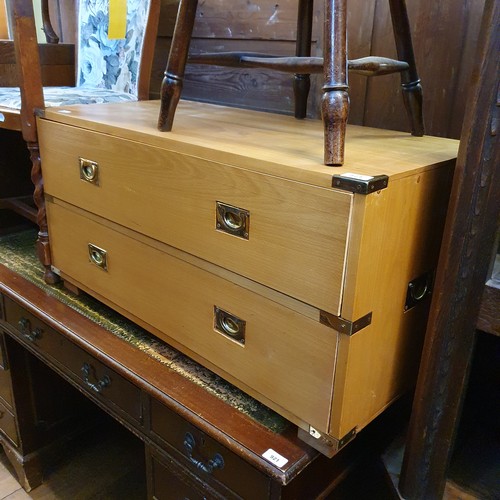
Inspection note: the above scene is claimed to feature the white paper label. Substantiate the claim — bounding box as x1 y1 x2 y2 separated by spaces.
340 172 374 181
262 449 288 468
0 113 5 122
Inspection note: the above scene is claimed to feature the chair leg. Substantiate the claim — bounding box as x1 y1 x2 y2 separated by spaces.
322 0 349 166
388 0 424 136
28 142 59 285
294 0 314 119
158 0 198 131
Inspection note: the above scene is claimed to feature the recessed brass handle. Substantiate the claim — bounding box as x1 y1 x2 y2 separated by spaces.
79 158 99 185
216 202 250 239
214 306 246 345
88 243 108 271
405 271 433 311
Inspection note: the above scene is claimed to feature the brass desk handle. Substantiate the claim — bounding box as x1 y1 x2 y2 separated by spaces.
18 317 43 342
183 432 224 474
81 362 111 394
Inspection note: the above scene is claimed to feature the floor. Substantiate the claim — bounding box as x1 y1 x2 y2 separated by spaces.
0 431 483 500
0 418 146 500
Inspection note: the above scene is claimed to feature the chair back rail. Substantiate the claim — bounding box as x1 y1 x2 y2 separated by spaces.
41 0 59 43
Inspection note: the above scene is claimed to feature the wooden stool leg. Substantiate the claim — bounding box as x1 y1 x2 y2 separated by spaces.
28 142 59 285
388 0 424 136
322 0 349 166
294 0 314 119
158 0 198 131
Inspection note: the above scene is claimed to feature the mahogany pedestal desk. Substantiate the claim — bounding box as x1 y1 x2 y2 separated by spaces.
0 232 406 498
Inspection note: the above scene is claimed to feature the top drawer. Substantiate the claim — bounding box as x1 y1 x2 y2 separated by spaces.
39 120 353 315
2 297 142 423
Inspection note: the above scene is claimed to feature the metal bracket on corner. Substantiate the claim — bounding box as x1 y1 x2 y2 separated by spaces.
332 174 389 194
306 425 357 453
320 311 372 336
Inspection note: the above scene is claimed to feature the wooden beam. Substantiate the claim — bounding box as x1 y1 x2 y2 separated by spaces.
398 0 500 497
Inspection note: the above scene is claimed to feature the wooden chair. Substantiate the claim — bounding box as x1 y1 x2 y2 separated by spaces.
158 0 424 166
0 0 160 282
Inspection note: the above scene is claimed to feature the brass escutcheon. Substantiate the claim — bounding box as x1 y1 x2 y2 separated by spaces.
79 158 99 185
88 243 108 271
216 202 249 239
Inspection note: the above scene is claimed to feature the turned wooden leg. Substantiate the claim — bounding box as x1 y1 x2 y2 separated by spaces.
322 0 349 166
28 142 59 285
293 0 314 119
158 0 198 131
388 0 424 136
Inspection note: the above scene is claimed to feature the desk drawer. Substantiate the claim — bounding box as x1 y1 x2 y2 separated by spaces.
0 334 13 408
148 446 233 500
3 297 142 423
47 200 337 433
149 399 268 499
39 120 353 315
0 367 12 409
0 398 18 446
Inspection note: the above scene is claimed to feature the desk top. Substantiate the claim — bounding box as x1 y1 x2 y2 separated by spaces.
0 230 315 484
42 100 459 188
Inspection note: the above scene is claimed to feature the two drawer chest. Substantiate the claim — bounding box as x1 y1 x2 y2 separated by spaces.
37 100 459 454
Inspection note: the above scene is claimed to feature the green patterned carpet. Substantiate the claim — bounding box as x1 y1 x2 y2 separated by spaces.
0 230 287 433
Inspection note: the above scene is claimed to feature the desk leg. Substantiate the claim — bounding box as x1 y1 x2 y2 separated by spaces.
1 440 43 492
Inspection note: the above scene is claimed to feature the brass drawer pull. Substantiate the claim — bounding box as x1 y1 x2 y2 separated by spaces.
81 362 111 394
79 158 99 185
216 202 250 239
214 307 246 345
88 244 108 271
18 317 43 342
405 271 433 311
183 432 224 474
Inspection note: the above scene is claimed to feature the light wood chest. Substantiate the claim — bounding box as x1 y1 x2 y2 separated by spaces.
38 100 458 455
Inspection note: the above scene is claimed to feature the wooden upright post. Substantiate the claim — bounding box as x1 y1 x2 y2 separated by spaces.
399 0 500 497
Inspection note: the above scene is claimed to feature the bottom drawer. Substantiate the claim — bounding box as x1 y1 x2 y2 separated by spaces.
0 398 18 446
148 447 226 500
0 368 13 408
47 200 338 433
3 296 142 423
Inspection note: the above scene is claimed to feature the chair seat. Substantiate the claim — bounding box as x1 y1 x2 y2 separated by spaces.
0 86 138 110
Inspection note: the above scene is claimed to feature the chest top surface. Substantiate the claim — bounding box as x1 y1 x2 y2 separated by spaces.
42 100 459 189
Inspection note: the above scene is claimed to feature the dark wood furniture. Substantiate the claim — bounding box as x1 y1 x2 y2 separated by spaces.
398 0 500 497
0 0 160 284
158 0 424 166
0 252 410 498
